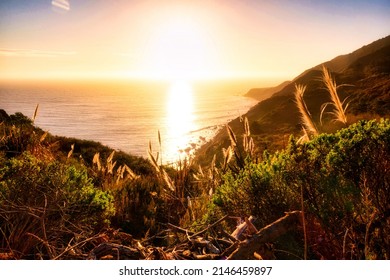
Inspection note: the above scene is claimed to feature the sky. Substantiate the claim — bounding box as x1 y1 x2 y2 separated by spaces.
0 0 389 82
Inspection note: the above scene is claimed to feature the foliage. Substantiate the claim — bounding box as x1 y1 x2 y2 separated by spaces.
209 119 390 259
0 112 46 158
1 109 389 259
0 152 114 258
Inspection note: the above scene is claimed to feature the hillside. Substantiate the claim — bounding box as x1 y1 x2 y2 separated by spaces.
295 35 390 79
245 81 291 101
196 35 390 162
2 109 389 259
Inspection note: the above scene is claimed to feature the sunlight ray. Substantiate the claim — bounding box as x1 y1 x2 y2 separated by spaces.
165 80 197 161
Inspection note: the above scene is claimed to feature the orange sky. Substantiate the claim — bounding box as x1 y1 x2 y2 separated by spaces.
1 0 389 82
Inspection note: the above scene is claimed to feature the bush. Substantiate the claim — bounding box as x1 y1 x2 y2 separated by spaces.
0 152 114 258
209 119 390 259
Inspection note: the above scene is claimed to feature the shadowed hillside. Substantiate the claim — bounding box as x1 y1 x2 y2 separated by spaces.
245 81 291 101
196 35 390 163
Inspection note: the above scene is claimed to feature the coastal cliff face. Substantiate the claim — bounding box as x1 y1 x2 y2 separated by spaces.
197 35 390 163
245 81 291 101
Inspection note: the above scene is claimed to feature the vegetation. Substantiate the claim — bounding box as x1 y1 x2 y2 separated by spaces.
0 62 389 259
210 119 389 259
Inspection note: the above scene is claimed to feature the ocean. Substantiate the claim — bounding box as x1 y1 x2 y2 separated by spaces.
0 79 259 163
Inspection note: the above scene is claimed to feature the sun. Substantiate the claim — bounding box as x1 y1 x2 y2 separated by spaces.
141 15 215 81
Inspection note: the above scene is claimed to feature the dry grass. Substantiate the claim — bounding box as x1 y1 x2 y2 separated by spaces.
320 66 349 125
32 104 39 123
243 117 254 156
226 124 237 147
294 84 319 138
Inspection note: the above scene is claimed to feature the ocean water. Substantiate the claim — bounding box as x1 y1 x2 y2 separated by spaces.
0 79 258 163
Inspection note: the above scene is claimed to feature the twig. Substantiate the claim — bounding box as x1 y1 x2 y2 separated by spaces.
228 211 302 260
41 194 55 259
166 223 195 236
342 228 349 259
300 185 307 260
88 242 142 260
364 211 377 259
189 215 228 239
53 233 106 260
220 229 238 242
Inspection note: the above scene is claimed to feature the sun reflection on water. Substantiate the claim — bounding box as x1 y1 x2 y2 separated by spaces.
165 80 197 162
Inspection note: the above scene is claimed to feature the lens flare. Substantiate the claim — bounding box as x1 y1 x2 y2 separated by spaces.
51 0 70 13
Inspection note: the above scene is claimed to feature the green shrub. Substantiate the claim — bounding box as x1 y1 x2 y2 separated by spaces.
0 152 114 258
209 119 390 259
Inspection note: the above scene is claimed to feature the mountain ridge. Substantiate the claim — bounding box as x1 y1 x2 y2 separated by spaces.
196 35 390 164
245 81 291 101
295 35 390 80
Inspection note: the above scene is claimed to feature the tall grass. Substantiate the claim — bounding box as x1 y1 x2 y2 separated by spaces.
320 66 349 125
294 84 319 138
32 104 39 124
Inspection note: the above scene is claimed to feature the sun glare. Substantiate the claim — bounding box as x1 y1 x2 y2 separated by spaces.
142 15 215 81
165 80 197 159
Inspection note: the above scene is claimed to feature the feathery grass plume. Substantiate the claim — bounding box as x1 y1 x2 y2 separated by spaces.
244 116 251 136
148 140 152 154
147 139 160 173
243 135 249 153
297 127 310 144
32 104 39 123
211 154 216 170
248 137 254 155
222 146 233 170
148 149 160 173
116 165 123 178
226 124 237 147
107 150 115 164
67 144 74 159
162 169 175 192
294 84 319 137
39 131 48 143
206 154 217 182
105 151 116 174
241 116 255 156
158 130 163 165
116 165 123 184
115 166 125 185
107 161 117 174
124 164 139 180
93 152 101 171
320 65 349 125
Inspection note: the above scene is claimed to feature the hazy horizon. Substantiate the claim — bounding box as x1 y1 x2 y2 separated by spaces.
1 0 390 82
0 78 259 163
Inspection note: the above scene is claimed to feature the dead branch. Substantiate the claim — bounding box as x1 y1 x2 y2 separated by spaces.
231 216 256 240
88 242 143 260
228 211 302 260
220 229 238 242
54 233 106 260
194 253 221 260
166 223 195 235
189 215 228 238
245 217 258 234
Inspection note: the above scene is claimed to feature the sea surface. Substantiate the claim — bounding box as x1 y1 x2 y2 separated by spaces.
0 79 259 163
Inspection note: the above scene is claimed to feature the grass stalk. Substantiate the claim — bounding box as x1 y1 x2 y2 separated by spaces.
320 66 349 125
294 84 319 137
300 184 307 260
